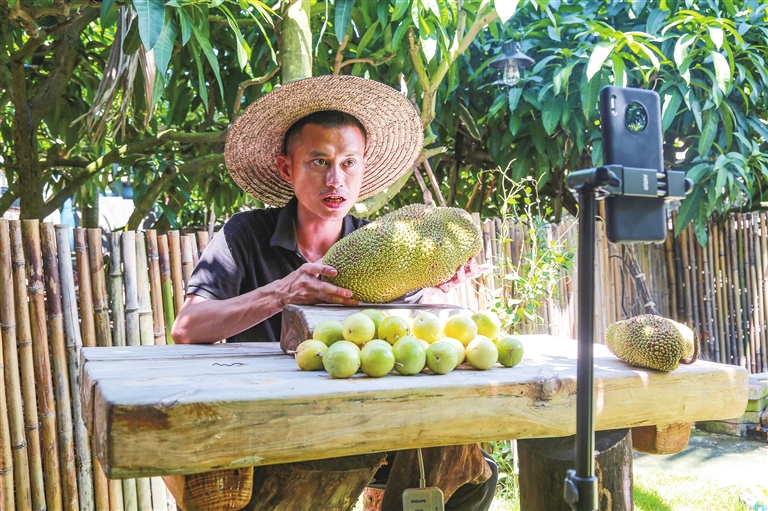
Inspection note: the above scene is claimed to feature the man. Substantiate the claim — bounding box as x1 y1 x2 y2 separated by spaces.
172 74 496 510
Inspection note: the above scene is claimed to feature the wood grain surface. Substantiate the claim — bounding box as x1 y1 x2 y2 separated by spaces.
80 335 749 479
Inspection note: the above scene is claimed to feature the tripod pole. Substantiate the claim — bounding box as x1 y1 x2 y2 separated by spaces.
564 172 603 511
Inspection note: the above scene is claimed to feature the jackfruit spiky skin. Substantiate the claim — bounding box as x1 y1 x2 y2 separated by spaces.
323 204 482 303
604 315 695 372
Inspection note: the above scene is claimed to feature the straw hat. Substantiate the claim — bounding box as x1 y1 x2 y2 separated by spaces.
225 75 424 207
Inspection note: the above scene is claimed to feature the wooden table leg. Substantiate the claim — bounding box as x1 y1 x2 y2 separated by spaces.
518 429 633 511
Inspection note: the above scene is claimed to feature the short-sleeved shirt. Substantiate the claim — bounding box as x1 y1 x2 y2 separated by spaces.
186 197 368 343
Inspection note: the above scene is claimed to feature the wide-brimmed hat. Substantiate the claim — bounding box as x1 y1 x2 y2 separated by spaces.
225 75 424 207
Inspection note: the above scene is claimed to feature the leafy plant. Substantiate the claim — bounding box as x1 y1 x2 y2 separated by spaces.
484 175 575 334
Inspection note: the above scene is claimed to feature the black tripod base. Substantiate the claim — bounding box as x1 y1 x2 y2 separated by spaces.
564 470 598 511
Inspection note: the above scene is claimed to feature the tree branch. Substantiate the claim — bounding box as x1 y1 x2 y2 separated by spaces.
125 153 224 230
332 33 350 74
338 54 395 71
232 65 281 121
29 9 98 125
0 186 19 217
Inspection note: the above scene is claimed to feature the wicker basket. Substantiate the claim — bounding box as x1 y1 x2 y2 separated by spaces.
163 467 254 511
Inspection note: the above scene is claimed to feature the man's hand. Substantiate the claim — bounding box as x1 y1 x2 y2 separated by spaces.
435 257 487 293
278 262 359 306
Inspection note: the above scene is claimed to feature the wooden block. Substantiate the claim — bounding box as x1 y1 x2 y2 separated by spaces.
631 423 691 454
695 421 747 437
748 377 768 401
746 396 768 412
518 430 633 511
280 303 469 352
723 411 761 424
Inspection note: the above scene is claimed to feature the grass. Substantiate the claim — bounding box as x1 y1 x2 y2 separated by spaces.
484 465 753 511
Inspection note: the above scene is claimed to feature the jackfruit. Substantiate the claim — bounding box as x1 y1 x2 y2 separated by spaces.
604 315 699 372
323 204 482 303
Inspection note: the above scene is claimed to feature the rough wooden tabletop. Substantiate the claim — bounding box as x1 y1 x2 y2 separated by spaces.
80 335 749 478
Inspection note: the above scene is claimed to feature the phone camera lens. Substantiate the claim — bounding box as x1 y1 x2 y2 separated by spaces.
625 102 648 133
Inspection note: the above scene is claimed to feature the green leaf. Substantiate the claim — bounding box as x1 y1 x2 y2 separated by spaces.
154 10 178 76
178 9 192 46
674 185 704 236
134 0 165 50
661 89 682 132
356 20 379 57
392 18 413 51
190 20 224 100
508 87 522 113
673 33 696 68
392 0 409 21
586 41 616 80
685 162 711 183
219 5 250 69
488 93 507 118
698 111 718 157
101 0 116 24
459 103 482 141
610 54 625 87
693 217 708 247
495 0 519 23
542 97 561 135
123 17 142 55
710 50 730 94
422 0 440 18
708 26 724 50
580 67 601 120
335 0 355 44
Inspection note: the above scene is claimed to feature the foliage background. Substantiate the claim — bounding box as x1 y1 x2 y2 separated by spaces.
1 0 768 244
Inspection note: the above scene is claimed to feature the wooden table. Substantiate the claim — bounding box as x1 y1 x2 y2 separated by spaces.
80 335 749 479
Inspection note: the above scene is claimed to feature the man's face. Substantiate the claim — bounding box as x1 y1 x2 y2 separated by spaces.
277 123 367 221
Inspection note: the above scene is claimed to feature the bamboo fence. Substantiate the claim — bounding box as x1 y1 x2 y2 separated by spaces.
0 209 764 510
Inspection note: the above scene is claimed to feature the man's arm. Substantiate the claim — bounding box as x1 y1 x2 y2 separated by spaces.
172 262 358 344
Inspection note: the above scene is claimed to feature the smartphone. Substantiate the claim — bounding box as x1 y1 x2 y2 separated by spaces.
600 86 667 243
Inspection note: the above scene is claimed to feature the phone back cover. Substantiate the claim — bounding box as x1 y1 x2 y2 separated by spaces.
600 86 667 243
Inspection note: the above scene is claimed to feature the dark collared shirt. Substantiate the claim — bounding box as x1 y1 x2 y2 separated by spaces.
186 197 368 343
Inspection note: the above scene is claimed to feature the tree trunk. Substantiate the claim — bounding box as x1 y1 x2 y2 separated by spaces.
280 0 312 83
81 188 100 229
239 453 387 511
518 429 633 511
10 59 43 219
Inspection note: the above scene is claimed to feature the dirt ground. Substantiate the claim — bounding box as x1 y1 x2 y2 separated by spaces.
632 428 768 488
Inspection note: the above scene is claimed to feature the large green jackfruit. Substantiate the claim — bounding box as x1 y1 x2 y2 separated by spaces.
323 204 482 303
605 314 699 372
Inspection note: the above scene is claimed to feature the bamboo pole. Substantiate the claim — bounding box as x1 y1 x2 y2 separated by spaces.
743 213 762 373
106 233 138 510
703 220 717 362
693 235 708 358
749 213 763 372
158 235 176 342
664 222 680 320
87 229 113 348
756 213 768 371
0 225 17 511
724 217 736 365
678 222 694 328
729 216 743 366
122 233 154 510
73 230 110 510
188 233 200 268
180 235 194 296
22 220 64 511
10 221 46 511
0 220 32 510
122 232 141 348
167 231 184 315
146 231 167 345
108 233 126 347
686 224 702 337
135 233 155 347
74 229 96 348
760 213 768 372
55 225 95 511
40 224 80 511
84 230 123 507
712 223 726 363
196 231 209 260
